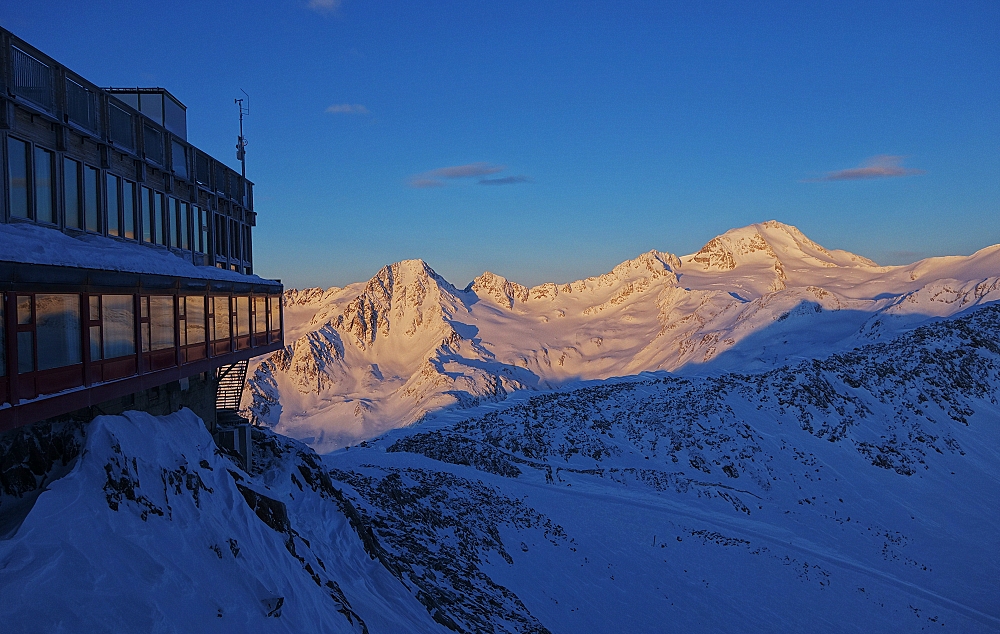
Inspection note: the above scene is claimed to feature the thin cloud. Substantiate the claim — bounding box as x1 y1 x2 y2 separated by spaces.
326 103 369 115
408 178 445 189
308 0 341 13
812 155 925 181
479 175 533 186
408 162 508 188
425 162 505 179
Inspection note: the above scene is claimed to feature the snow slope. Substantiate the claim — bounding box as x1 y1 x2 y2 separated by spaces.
325 301 1000 632
3 301 998 632
247 221 1000 451
0 410 437 633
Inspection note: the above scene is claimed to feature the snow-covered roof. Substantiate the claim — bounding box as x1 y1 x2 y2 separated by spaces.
0 222 278 287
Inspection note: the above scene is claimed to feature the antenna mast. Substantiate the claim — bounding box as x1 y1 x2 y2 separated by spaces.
235 90 250 180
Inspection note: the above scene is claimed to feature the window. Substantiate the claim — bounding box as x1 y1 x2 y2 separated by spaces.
243 225 252 263
164 94 187 139
179 201 190 250
88 296 101 361
140 93 163 124
156 193 167 246
215 163 226 194
235 296 250 338
0 294 5 378
196 152 211 186
144 124 163 165
64 158 81 228
210 296 230 341
84 165 100 233
171 140 188 179
106 174 121 236
34 294 82 371
230 220 240 261
185 296 206 344
17 296 34 373
146 296 174 351
254 296 267 336
215 214 227 257
270 294 281 336
195 207 208 253
108 103 135 151
34 147 55 224
102 295 135 359
122 180 136 239
141 186 153 243
7 137 29 219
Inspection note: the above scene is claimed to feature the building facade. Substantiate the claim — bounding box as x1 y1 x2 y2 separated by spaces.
0 28 283 443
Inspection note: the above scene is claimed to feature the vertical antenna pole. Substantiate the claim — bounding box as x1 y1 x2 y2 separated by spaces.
235 90 250 180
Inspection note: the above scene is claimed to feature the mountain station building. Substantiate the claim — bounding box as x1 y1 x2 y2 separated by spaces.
0 28 283 462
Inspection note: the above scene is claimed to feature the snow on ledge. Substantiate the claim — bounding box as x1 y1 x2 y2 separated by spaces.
0 221 276 285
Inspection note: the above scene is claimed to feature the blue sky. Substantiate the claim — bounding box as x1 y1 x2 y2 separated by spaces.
4 1 998 288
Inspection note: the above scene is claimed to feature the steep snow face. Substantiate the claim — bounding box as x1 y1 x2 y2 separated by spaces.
248 222 1000 451
0 410 438 633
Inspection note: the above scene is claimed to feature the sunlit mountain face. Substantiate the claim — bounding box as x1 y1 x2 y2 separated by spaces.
247 221 1000 452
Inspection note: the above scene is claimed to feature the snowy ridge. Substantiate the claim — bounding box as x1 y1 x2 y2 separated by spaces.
246 222 1000 451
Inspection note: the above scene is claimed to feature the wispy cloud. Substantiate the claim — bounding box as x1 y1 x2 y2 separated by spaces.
408 162 511 188
811 155 925 181
308 0 341 13
479 175 532 186
426 162 505 179
325 103 369 115
408 178 446 189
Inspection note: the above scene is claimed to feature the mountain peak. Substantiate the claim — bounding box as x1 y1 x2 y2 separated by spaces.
686 221 877 272
470 271 529 309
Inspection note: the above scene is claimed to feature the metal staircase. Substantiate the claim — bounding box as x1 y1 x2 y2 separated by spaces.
214 359 251 470
216 359 249 413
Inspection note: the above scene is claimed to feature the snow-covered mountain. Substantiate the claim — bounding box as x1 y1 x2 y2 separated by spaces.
4 300 999 632
247 221 1000 451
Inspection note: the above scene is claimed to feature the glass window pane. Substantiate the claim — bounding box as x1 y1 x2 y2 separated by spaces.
180 202 190 250
90 325 102 361
122 180 135 239
196 207 206 253
34 147 55 224
186 296 205 344
35 294 82 371
211 296 230 341
254 296 267 335
156 193 167 246
17 296 32 325
8 137 29 219
64 158 80 229
171 140 188 179
139 93 163 125
149 296 174 351
236 296 250 337
17 331 34 373
84 166 100 232
270 295 280 331
102 295 135 359
141 186 153 243
106 174 120 236
88 296 100 320
0 297 5 377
